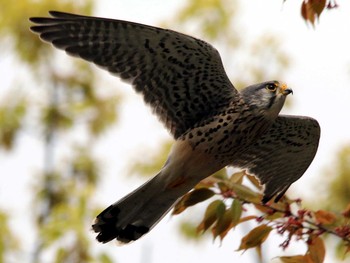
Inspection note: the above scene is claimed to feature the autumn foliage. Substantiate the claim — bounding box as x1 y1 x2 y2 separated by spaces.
300 0 338 25
173 171 350 262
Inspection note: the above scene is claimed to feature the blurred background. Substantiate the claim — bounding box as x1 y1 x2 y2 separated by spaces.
1 0 350 262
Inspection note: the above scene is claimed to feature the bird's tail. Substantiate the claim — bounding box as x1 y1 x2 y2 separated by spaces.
92 171 181 244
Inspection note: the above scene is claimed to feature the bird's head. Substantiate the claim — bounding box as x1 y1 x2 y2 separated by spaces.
240 80 293 119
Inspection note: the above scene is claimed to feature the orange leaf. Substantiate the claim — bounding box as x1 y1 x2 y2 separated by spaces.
239 215 258 224
342 203 350 218
314 210 337 225
301 1 316 25
311 0 326 17
307 236 325 263
301 1 308 21
237 224 272 251
172 200 186 215
280 255 313 263
253 203 285 220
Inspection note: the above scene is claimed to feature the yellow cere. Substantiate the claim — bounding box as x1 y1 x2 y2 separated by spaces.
280 83 288 91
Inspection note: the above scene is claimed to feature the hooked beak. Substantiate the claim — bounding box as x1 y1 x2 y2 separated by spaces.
283 88 293 95
280 83 293 96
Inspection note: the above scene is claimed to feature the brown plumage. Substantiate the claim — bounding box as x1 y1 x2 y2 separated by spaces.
30 11 320 244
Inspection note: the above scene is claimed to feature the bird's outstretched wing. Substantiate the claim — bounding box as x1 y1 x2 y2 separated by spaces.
231 115 320 203
30 11 239 138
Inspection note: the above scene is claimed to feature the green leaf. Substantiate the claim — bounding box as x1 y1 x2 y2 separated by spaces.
245 173 262 190
183 188 215 207
237 224 272 251
213 209 234 240
229 171 245 184
88 95 119 136
216 200 226 219
217 181 230 193
179 221 201 240
54 247 67 263
98 253 114 263
173 188 215 215
231 182 260 203
0 96 27 150
211 168 228 180
197 200 224 233
41 106 73 130
230 199 242 226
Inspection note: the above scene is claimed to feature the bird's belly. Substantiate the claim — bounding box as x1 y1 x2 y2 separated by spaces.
161 115 272 193
161 139 223 193
185 114 272 165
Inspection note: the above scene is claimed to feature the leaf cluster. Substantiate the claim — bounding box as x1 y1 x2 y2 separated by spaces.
0 211 19 262
33 146 110 262
0 1 117 262
0 95 27 150
300 0 338 25
173 170 350 262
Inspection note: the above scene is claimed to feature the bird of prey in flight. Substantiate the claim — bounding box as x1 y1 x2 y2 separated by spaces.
30 11 320 244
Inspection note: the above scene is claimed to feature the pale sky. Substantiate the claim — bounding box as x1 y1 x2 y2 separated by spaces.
1 0 350 262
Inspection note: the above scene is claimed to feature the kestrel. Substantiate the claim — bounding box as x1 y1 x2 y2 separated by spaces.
30 11 320 244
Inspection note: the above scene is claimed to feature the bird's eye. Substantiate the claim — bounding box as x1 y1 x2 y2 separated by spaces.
266 83 277 92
